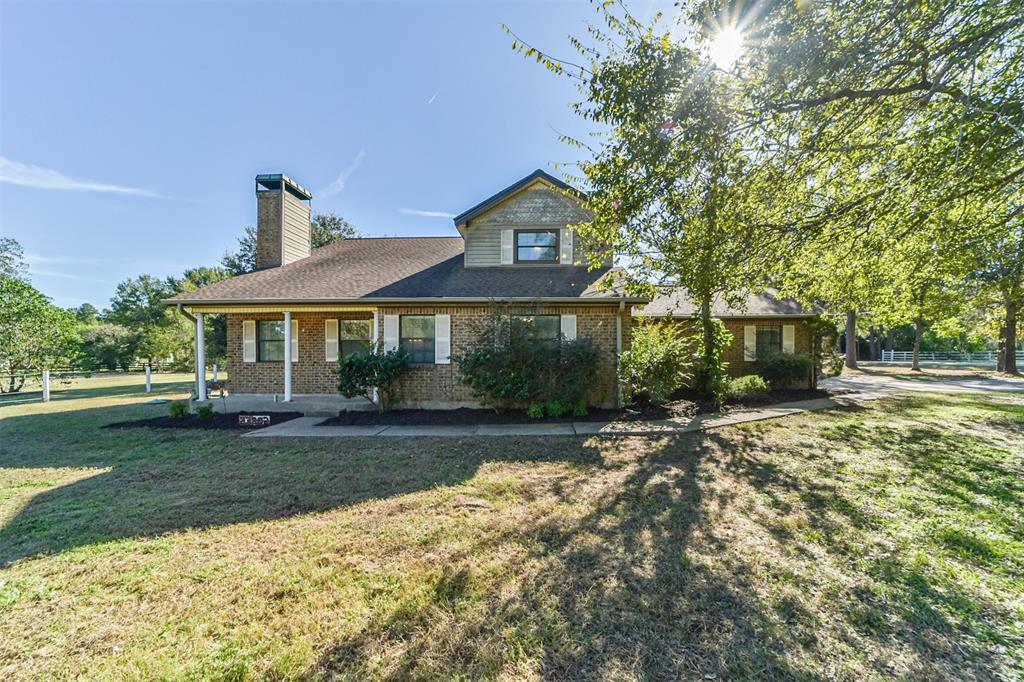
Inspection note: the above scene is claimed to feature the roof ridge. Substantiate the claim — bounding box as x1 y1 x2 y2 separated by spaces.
342 235 463 241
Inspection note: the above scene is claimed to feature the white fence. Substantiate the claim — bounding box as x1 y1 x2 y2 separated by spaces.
0 365 208 403
879 350 1024 363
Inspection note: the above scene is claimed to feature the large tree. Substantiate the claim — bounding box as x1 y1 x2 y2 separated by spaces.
0 278 79 392
509 7 807 394
221 212 359 275
106 274 179 365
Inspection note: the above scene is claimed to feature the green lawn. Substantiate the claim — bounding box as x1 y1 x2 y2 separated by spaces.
0 379 1022 680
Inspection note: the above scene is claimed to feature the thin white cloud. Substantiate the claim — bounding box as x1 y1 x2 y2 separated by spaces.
30 268 115 284
399 208 456 218
25 252 97 265
320 148 367 198
427 90 440 105
0 156 158 197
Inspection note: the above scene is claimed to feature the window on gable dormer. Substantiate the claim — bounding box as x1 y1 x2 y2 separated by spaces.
515 230 559 263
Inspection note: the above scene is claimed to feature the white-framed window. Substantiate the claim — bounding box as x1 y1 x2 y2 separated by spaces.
514 229 559 263
340 320 372 357
400 315 436 364
257 320 286 362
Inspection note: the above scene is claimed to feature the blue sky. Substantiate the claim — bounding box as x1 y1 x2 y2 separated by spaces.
1 1 673 309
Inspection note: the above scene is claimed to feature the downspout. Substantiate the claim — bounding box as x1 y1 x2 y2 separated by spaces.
176 304 200 399
176 304 197 324
615 301 624 408
176 304 198 367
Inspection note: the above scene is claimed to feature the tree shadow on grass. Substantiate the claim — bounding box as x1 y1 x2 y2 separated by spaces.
313 430 849 680
311 402 1019 680
0 403 610 567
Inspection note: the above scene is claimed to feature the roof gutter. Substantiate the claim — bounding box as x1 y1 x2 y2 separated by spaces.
163 296 650 307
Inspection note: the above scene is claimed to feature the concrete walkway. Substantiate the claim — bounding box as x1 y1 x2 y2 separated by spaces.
244 390 889 438
820 372 1024 395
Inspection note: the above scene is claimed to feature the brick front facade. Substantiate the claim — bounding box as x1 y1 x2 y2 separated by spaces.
224 304 631 408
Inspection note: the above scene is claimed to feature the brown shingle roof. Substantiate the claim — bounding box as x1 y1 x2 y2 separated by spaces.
166 237 641 304
638 287 819 318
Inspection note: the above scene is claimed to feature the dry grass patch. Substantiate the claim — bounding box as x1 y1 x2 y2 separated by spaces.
0 389 1022 680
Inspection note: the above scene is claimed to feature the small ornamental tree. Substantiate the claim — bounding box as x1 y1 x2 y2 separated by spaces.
336 348 410 412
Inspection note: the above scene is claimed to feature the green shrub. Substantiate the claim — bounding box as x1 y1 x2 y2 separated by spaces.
455 311 600 413
169 401 189 419
337 348 411 412
726 374 770 400
619 321 694 405
195 403 215 420
544 399 568 418
527 403 546 419
758 352 813 388
572 399 588 418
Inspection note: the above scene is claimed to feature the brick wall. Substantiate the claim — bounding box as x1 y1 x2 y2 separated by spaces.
226 312 373 396
224 304 631 408
255 192 282 270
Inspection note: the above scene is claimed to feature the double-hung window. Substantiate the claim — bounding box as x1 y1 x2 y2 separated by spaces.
515 230 559 263
400 315 435 364
756 325 782 360
513 314 560 342
257 320 285 362
340 320 372 357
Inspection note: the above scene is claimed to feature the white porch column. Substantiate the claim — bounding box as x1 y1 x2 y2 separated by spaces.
283 311 293 401
371 310 380 404
195 312 206 400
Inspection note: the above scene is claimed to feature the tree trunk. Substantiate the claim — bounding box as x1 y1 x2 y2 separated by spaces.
912 317 923 372
844 310 858 369
699 295 716 394
1004 297 1019 375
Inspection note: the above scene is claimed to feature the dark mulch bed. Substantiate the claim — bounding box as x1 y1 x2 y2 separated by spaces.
319 389 837 427
106 411 304 430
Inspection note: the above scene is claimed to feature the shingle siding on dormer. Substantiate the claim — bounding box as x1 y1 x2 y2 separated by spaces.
463 183 593 268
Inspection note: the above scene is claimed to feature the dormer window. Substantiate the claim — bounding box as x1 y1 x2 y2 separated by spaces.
515 230 559 263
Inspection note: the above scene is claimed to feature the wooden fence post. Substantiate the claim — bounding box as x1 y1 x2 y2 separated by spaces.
42 370 50 402
145 364 152 393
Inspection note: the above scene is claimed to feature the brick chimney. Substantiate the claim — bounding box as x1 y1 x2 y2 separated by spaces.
255 173 313 269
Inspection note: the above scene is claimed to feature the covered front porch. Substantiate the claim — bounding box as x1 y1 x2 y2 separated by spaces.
180 304 380 411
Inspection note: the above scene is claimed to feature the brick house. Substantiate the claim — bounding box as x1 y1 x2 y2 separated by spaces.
636 288 821 387
166 170 644 410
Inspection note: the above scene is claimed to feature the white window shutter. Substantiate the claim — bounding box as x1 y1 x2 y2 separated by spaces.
500 229 513 264
291 319 299 363
560 228 573 264
743 325 757 361
435 314 451 364
383 315 399 352
783 325 795 354
325 319 339 362
242 320 256 363
560 314 577 341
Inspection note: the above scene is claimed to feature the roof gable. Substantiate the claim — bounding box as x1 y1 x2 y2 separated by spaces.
453 169 587 230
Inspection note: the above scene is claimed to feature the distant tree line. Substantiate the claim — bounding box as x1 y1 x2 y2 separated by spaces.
0 213 357 391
